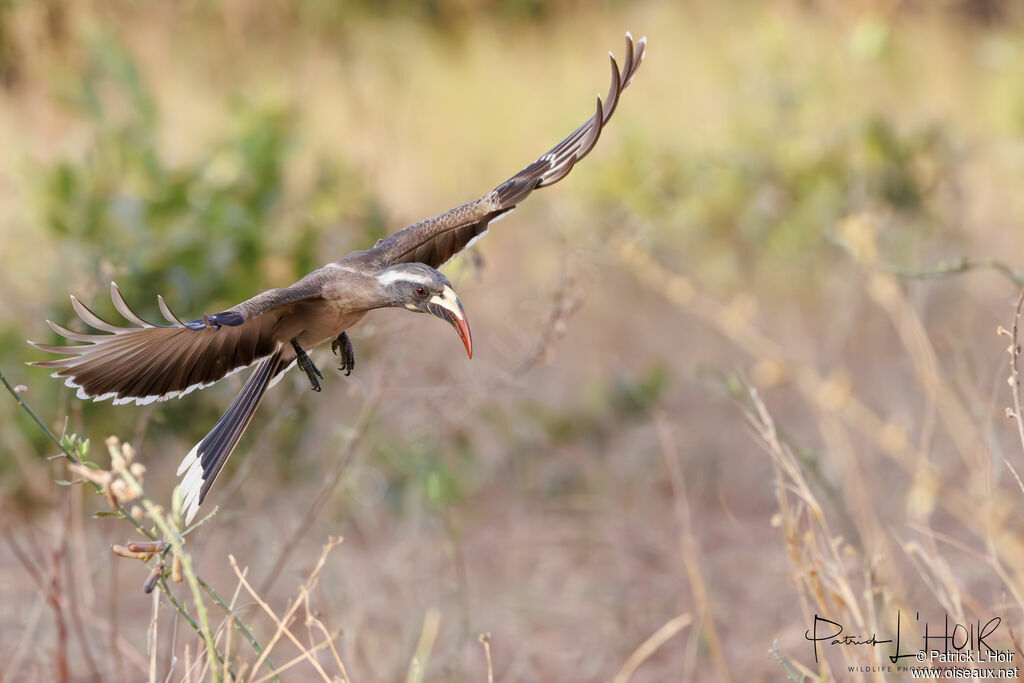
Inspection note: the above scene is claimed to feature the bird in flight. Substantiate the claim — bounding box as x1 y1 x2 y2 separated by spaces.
31 33 647 523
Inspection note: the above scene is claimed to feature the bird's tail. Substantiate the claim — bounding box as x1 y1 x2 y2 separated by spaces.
177 345 289 523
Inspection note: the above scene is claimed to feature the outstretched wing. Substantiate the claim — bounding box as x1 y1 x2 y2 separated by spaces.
367 32 646 270
29 280 321 406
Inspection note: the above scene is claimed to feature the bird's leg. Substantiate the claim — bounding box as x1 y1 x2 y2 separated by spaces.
290 339 323 392
331 332 355 376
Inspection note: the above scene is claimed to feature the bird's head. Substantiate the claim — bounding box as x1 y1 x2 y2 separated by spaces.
376 263 473 359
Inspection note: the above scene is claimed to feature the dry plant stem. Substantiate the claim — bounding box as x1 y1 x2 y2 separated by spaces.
230 537 344 682
873 255 1024 287
653 413 730 682
742 386 851 680
615 240 983 573
306 612 352 683
197 576 275 678
117 466 220 683
1 371 80 463
258 387 383 596
5 518 71 683
771 639 814 683
2 370 277 677
4 590 45 680
512 255 584 376
1007 285 1024 453
406 607 441 683
830 237 1024 287
252 639 335 683
59 496 103 681
477 634 493 683
222 614 234 683
611 613 692 683
48 524 69 683
1 371 151 537
868 271 988 471
148 589 159 683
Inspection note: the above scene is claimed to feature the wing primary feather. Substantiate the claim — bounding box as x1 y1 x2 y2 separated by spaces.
157 295 187 327
46 320 106 343
110 282 156 328
621 33 635 88
603 53 623 120
29 342 90 356
70 296 132 333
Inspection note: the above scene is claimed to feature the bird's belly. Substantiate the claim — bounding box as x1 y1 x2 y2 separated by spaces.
293 306 367 349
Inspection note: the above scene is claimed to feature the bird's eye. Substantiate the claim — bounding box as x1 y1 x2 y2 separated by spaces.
415 287 427 298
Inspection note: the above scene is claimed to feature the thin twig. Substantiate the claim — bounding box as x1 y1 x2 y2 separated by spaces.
612 613 692 683
117 463 221 683
771 639 808 683
231 537 343 682
868 255 1023 285
1006 286 1024 454
406 607 441 683
148 589 159 683
59 496 102 681
830 237 1024 287
478 633 493 683
258 388 383 596
306 611 352 683
1 371 152 539
49 522 70 683
252 637 336 683
512 254 584 376
197 576 276 679
654 414 730 682
0 371 80 464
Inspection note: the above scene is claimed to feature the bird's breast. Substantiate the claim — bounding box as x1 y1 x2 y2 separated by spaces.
291 300 367 350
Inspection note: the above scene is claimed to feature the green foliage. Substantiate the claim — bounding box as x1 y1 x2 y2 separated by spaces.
524 364 670 447
37 33 302 316
593 114 954 295
364 432 469 514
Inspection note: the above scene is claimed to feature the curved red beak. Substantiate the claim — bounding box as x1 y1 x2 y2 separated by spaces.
426 286 473 359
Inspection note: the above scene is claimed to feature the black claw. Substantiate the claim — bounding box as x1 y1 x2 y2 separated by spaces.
331 332 355 377
291 339 323 392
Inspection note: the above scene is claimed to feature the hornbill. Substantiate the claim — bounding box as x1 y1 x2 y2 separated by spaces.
30 33 647 523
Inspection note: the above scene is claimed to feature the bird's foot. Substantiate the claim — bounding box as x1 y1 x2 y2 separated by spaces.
290 339 323 392
331 332 355 376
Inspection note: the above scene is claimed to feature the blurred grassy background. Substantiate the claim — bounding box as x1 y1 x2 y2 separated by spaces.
5 0 1024 680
